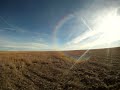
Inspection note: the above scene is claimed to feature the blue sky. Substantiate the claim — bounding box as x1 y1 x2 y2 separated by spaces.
0 0 120 50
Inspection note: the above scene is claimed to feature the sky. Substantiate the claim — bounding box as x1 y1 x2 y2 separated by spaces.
0 0 120 51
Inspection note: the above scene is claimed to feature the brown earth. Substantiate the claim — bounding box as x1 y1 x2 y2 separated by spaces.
0 47 120 90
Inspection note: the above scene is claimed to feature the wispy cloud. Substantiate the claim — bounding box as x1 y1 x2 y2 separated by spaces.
0 38 50 51
0 16 48 36
0 16 52 51
61 7 120 50
0 16 31 34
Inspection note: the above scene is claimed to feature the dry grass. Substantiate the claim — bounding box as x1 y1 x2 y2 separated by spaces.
0 47 120 90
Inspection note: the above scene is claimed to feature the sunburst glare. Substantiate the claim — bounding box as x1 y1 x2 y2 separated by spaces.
95 8 120 44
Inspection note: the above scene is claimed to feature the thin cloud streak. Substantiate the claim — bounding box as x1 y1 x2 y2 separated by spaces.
0 16 47 36
0 38 50 51
61 7 120 50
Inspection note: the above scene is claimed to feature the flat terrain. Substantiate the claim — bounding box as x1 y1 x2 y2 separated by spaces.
0 47 120 90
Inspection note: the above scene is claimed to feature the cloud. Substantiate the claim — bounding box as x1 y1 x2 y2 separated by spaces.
61 7 120 50
0 28 26 33
0 16 51 51
0 16 52 50
0 16 31 34
63 36 120 50
0 37 50 51
0 16 46 35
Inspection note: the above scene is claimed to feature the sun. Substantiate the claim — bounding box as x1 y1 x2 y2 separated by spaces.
95 8 120 44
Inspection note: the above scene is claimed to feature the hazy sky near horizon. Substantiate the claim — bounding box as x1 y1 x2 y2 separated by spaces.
0 0 120 51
